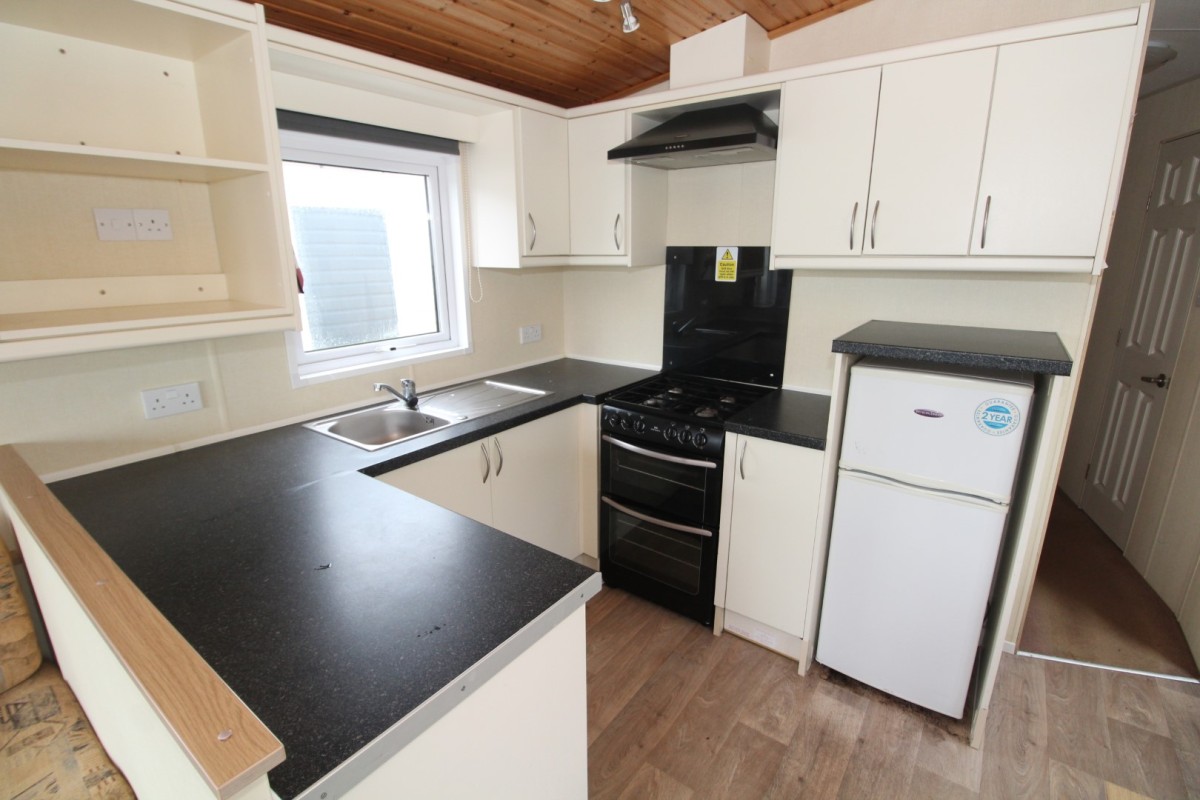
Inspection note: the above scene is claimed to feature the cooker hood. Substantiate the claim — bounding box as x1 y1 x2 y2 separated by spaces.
607 103 778 170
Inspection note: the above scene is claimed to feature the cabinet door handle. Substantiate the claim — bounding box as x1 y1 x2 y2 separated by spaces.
480 441 491 484
980 195 992 250
493 437 504 476
738 439 748 480
849 201 859 251
613 213 622 250
527 212 537 251
870 200 880 250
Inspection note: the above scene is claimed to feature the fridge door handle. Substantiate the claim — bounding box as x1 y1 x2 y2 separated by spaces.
839 467 1007 507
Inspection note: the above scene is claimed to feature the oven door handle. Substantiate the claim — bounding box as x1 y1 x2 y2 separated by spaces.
601 497 714 538
602 435 717 469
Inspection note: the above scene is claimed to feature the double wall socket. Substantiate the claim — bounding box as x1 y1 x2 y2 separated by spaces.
141 382 203 419
94 208 173 241
519 323 543 344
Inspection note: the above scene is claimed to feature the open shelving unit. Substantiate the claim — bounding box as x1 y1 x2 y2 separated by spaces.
0 0 295 361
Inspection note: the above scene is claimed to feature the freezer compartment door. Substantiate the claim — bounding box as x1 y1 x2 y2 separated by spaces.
839 361 1034 502
815 470 1007 718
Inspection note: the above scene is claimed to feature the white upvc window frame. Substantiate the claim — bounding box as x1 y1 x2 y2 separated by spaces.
279 128 470 386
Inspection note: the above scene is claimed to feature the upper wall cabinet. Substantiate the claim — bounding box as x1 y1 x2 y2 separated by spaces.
772 22 1140 273
0 0 296 362
772 49 994 260
567 111 666 267
466 108 570 268
970 26 1139 258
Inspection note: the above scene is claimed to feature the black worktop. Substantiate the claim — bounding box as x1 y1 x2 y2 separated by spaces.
726 390 831 450
833 320 1074 376
49 358 654 799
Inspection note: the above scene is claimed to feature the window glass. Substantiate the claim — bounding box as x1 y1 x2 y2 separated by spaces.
278 128 468 383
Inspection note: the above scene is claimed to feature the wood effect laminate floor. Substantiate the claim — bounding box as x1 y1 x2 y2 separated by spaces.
586 587 1200 799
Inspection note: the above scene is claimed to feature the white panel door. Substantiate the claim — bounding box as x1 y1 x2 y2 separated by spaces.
972 26 1138 257
724 436 822 637
865 48 995 255
568 111 627 256
1083 132 1200 548
771 67 881 257
517 108 570 256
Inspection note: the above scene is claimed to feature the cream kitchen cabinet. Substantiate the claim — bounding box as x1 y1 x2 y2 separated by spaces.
378 408 583 558
718 434 822 662
0 0 295 362
970 26 1139 258
466 107 570 268
771 48 994 261
566 111 666 266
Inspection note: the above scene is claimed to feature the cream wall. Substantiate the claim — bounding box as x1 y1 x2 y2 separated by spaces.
0 267 564 477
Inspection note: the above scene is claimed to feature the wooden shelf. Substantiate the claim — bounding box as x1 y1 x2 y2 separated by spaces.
0 141 270 182
0 300 288 341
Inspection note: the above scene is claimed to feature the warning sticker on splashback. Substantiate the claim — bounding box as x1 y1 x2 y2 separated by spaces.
974 398 1020 436
715 247 739 282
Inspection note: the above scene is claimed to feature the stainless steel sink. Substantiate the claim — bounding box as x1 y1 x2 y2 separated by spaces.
304 380 549 451
419 380 549 420
305 406 454 451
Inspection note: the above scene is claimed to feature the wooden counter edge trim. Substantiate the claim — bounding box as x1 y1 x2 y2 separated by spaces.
0 445 285 799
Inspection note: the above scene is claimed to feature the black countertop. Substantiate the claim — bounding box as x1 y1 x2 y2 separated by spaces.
49 358 655 799
726 390 831 450
833 320 1074 376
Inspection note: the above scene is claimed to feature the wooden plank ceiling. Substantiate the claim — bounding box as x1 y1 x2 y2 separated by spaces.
246 0 873 108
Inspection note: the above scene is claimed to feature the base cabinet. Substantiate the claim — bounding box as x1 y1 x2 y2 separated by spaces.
719 434 822 660
379 408 583 558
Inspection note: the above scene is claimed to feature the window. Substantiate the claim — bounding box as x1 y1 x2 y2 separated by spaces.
277 113 469 383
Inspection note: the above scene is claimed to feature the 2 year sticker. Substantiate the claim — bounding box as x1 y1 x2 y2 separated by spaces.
974 399 1020 436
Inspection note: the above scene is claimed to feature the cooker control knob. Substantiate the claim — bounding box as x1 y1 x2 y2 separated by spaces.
691 431 708 449
617 414 630 430
633 417 647 434
666 425 680 443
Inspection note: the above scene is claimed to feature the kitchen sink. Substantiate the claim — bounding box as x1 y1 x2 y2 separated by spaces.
305 406 455 451
304 380 550 451
418 380 549 420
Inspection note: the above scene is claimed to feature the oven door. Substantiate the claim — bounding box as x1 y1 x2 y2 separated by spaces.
601 434 720 527
600 496 717 626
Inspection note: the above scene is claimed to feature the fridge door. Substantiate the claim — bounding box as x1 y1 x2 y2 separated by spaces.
839 359 1034 502
815 470 1007 718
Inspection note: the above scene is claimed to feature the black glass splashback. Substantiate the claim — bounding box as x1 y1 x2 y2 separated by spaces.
663 246 792 387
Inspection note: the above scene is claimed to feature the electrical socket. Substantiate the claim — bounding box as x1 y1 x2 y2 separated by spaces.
94 208 136 241
133 208 172 240
519 323 542 344
141 382 203 419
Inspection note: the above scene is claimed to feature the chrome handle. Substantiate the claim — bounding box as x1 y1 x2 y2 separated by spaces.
527 212 537 251
480 441 491 483
1141 373 1170 389
601 497 713 538
738 439 747 480
493 437 504 476
981 195 991 249
849 201 859 251
602 435 717 469
613 213 622 250
870 200 879 250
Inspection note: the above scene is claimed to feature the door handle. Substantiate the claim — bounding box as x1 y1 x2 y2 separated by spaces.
1141 373 1171 389
980 195 992 250
493 437 504 476
870 200 879 250
614 213 622 250
738 439 748 480
480 441 491 483
849 201 859 251
527 212 537 251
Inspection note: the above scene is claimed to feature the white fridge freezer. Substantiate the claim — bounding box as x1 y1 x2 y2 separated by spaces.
815 359 1034 718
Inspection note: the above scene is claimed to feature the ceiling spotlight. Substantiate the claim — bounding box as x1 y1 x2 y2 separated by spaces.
620 1 639 33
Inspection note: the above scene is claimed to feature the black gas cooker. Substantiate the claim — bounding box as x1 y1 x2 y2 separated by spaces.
602 373 775 458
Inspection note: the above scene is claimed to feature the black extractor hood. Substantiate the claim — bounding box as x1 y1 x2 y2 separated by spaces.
607 103 778 170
